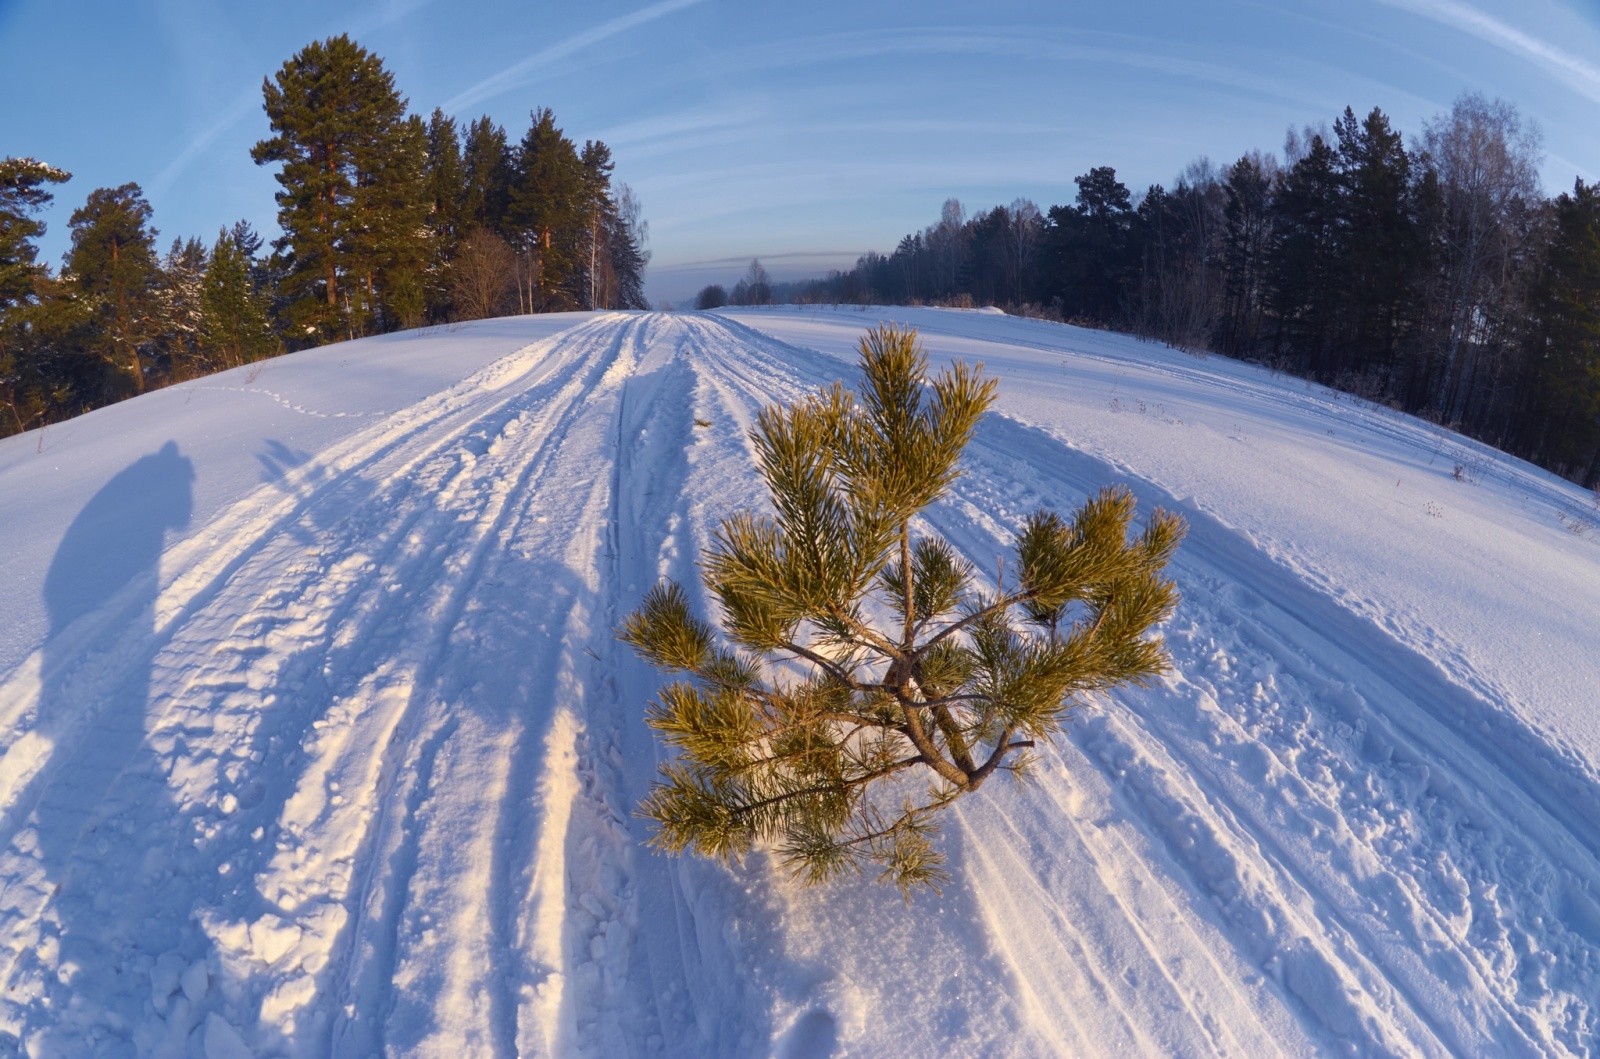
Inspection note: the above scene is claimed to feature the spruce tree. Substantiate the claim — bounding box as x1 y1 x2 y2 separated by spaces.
506 107 585 312
461 116 512 233
350 111 429 331
423 108 466 320
202 228 278 367
621 324 1185 896
606 184 650 310
158 235 209 379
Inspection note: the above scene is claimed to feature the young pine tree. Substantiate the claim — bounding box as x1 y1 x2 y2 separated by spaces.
621 324 1185 897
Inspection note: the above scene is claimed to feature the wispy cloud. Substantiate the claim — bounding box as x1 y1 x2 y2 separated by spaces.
1377 0 1600 102
703 27 1356 116
149 0 439 199
443 0 709 113
150 88 259 197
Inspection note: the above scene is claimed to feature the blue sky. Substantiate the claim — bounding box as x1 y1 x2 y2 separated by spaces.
3 0 1599 305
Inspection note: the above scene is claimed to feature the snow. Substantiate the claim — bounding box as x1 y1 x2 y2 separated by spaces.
0 305 1596 1056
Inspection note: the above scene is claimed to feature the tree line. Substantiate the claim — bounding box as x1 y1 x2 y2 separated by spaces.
0 34 648 438
781 96 1600 489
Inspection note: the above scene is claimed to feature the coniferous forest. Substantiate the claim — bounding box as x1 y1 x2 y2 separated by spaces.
0 34 648 438
6 63 1600 490
772 98 1600 489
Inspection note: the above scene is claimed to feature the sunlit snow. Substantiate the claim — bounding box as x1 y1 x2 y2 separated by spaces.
0 307 1595 1056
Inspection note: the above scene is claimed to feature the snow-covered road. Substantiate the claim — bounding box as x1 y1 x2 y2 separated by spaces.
0 309 1595 1056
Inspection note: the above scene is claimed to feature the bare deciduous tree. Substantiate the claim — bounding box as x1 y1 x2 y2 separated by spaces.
1418 93 1543 425
450 228 516 321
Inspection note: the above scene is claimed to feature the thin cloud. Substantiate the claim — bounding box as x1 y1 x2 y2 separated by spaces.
150 0 439 198
443 0 709 113
1378 0 1600 102
704 27 1355 116
150 88 259 198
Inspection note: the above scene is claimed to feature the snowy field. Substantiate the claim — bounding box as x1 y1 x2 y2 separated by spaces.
0 306 1596 1056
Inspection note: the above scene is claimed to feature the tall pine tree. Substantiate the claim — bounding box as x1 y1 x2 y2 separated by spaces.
65 183 162 396
1334 106 1425 380
252 35 419 342
1 157 72 313
0 157 74 430
461 116 512 233
1267 135 1343 375
1045 167 1135 324
1215 153 1277 356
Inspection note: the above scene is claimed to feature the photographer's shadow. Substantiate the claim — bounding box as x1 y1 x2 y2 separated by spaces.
8 441 194 1037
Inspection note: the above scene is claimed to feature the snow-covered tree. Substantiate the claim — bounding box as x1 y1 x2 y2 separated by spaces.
621 323 1185 896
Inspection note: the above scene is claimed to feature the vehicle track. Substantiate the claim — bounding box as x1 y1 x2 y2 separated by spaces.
710 314 1600 1055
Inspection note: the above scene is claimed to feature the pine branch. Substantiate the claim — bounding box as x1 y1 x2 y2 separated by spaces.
726 756 925 820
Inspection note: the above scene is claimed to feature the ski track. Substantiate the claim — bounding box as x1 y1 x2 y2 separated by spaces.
0 310 1594 1055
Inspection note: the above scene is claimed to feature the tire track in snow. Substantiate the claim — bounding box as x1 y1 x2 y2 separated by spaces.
692 317 1294 1055
312 313 720 1058
678 316 1104 1056
237 314 649 1054
699 313 1600 1055
0 315 635 1050
943 414 1600 1055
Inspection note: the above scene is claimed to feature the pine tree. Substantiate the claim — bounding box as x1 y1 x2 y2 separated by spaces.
0 157 74 431
1 157 72 313
1215 153 1277 356
580 139 615 310
621 324 1185 896
252 35 416 341
202 228 278 367
350 112 429 331
1045 167 1136 324
1334 106 1424 380
65 183 162 396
